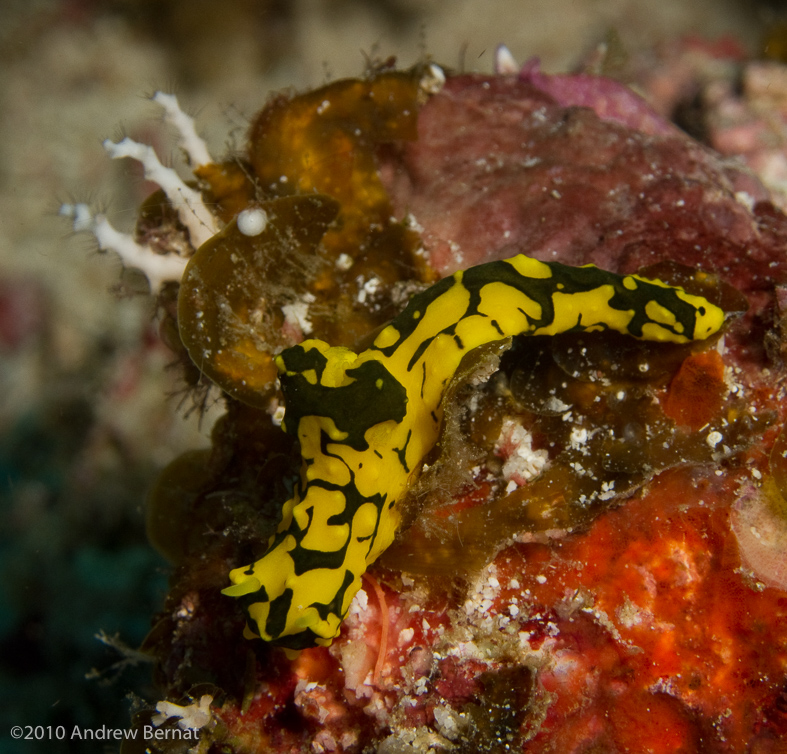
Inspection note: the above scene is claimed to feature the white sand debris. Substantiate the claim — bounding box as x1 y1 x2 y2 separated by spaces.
494 44 519 74
152 694 213 731
420 63 446 95
281 293 316 335
495 418 549 485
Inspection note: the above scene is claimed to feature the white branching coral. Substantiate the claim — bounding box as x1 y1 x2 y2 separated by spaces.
103 136 217 249
152 694 214 731
62 91 219 293
152 91 212 168
60 202 188 294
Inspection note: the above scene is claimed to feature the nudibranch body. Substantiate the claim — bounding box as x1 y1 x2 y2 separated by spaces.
223 253 724 648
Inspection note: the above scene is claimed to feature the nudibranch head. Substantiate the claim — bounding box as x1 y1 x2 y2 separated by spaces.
622 272 727 342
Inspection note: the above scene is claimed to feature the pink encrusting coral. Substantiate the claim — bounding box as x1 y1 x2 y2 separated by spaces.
75 50 787 753
379 70 779 307
518 56 682 136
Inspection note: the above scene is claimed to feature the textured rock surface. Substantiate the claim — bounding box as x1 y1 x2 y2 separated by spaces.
141 68 787 752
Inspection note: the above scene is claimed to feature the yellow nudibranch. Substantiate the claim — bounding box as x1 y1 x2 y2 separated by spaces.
223 253 724 649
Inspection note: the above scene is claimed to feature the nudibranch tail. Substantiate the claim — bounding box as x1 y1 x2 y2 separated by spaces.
224 253 725 648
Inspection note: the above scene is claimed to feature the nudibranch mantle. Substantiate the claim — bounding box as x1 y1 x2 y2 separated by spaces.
223 252 724 649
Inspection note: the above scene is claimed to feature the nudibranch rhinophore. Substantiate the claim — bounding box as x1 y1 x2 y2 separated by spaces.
222 253 725 649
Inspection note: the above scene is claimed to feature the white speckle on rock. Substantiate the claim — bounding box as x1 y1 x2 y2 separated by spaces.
347 587 368 617
495 418 549 485
706 430 723 448
398 627 415 645
336 253 354 270
281 293 315 335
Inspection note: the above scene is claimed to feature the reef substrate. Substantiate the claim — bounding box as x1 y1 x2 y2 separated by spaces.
108 51 787 753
